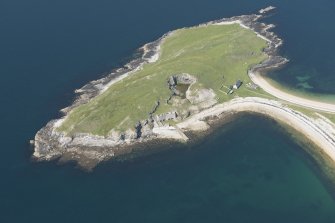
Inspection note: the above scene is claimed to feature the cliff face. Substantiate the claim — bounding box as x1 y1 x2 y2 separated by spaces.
33 6 287 169
33 118 156 168
34 121 67 160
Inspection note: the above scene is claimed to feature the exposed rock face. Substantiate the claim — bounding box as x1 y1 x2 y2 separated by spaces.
259 6 276 14
108 130 122 141
135 122 142 138
141 123 153 138
167 73 217 109
124 129 137 140
34 121 70 160
33 6 286 169
174 73 196 85
166 73 217 118
187 88 217 107
168 76 177 87
167 73 196 97
156 111 178 122
149 101 160 115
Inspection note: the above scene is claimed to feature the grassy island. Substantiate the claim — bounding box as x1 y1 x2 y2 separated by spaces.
34 9 335 171
58 24 269 135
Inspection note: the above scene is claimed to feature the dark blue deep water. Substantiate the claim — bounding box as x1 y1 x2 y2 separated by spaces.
1 0 335 222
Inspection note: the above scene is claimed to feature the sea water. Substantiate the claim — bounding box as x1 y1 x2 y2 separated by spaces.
1 0 335 222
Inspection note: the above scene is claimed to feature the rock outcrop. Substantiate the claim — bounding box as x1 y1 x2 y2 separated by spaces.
167 73 196 97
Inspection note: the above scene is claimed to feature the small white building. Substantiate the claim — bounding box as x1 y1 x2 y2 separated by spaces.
233 80 242 89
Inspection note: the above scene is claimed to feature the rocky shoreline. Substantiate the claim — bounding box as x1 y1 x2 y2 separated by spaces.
33 7 297 169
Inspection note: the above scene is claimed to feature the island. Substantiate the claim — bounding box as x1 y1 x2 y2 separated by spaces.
32 7 335 170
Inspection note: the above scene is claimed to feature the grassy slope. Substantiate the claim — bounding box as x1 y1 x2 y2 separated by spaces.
58 24 268 135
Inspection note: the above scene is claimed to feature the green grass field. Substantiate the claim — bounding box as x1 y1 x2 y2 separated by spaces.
58 24 268 135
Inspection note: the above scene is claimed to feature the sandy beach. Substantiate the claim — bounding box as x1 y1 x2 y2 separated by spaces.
250 71 335 113
176 97 335 162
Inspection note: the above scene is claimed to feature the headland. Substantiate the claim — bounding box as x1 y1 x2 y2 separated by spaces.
32 7 335 170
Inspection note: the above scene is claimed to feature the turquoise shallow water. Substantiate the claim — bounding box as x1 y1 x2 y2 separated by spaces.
1 0 335 222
